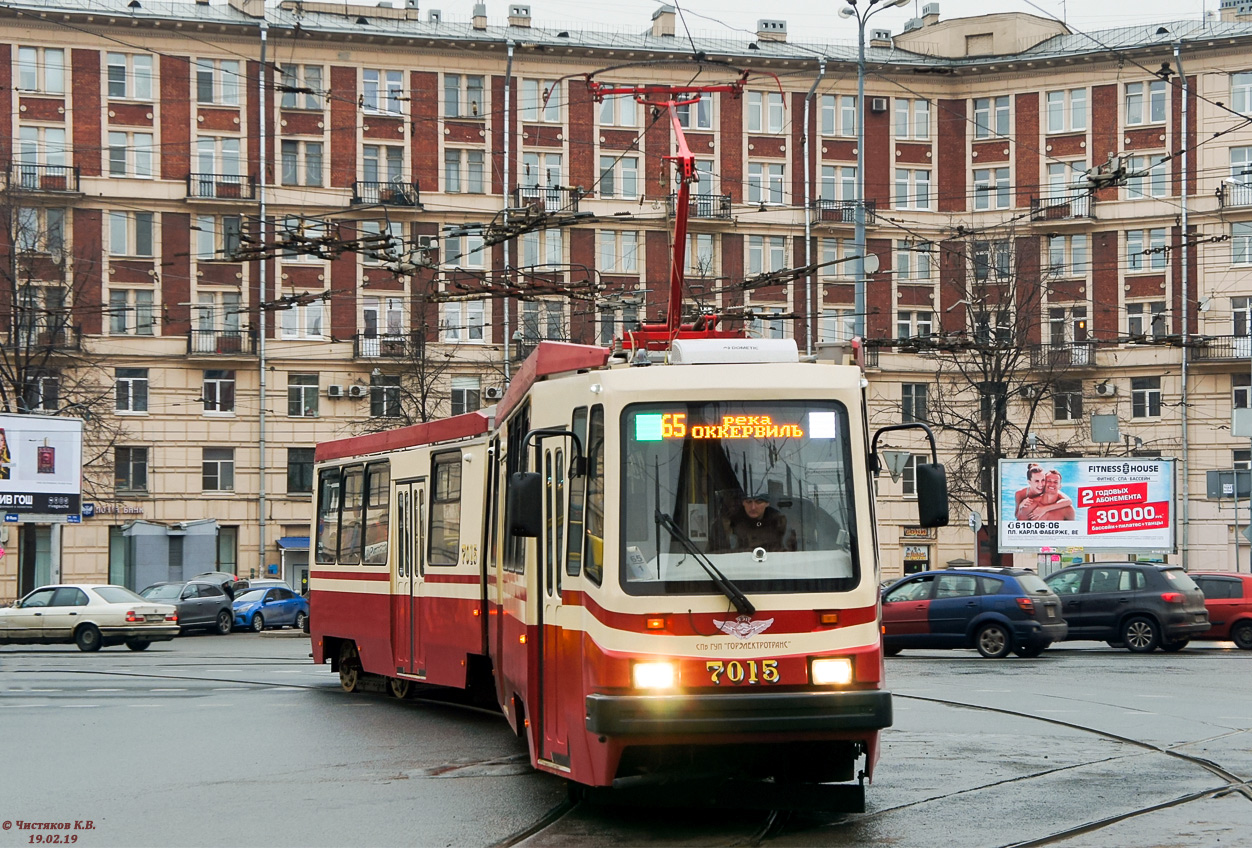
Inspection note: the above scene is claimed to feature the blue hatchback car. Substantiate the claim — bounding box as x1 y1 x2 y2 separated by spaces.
232 586 309 633
882 567 1067 658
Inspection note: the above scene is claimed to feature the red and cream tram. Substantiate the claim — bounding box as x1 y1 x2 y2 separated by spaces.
309 337 947 808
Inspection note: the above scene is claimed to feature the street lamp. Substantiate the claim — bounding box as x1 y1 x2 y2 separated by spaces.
839 0 909 339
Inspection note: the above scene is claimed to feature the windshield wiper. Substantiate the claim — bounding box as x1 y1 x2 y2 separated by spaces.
654 510 755 617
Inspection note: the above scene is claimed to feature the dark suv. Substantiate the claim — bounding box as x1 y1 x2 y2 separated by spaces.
140 580 234 635
1043 563 1209 652
881 568 1067 658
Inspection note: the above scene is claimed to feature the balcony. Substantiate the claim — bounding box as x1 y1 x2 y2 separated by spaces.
187 173 257 201
512 186 582 213
355 333 410 358
1030 190 1092 221
187 329 256 355
1219 182 1252 209
352 181 422 207
666 193 732 220
8 163 80 193
1029 342 1096 369
6 327 80 351
810 199 876 226
1190 335 1252 361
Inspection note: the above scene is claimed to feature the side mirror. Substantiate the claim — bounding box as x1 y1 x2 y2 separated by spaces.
507 471 544 537
915 463 950 528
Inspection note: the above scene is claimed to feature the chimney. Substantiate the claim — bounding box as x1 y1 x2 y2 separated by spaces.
756 19 786 42
921 2 940 26
1221 0 1252 20
869 28 892 49
428 8 441 23
404 0 418 21
651 4 676 37
472 1 487 29
227 0 264 17
508 4 530 27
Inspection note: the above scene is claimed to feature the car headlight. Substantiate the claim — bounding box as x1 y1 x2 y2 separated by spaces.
632 661 676 689
810 657 853 686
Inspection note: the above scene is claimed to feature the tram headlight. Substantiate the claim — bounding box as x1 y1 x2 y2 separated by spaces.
810 657 853 686
632 661 677 689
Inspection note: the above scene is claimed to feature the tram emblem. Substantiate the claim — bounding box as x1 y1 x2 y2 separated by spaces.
713 615 775 640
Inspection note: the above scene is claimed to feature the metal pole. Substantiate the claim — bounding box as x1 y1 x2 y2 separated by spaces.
803 59 827 355
503 40 514 381
853 17 867 340
1175 42 1190 569
257 19 268 579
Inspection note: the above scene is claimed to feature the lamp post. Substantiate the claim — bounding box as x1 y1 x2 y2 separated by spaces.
839 0 909 339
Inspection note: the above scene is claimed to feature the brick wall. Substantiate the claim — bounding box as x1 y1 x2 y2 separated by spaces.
720 93 743 203
71 49 101 177
329 66 357 188
159 55 189 181
937 99 966 213
1014 92 1039 208
1091 231 1119 341
72 210 104 335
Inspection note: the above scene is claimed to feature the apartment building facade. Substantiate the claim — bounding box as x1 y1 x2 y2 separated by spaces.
4 0 1252 600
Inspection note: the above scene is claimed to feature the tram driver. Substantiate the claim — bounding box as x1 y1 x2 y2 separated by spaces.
711 489 797 553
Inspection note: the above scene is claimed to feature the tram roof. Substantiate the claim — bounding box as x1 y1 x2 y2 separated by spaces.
315 409 493 462
496 342 612 421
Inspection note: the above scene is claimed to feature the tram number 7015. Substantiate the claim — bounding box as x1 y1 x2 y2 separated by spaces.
706 659 780 685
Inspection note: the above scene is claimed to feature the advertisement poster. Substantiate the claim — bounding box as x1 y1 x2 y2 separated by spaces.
0 414 83 519
998 458 1175 552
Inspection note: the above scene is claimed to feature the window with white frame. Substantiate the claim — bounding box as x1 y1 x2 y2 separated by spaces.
1125 80 1167 126
818 165 857 202
195 136 239 178
1048 306 1088 345
1045 88 1087 133
820 307 856 342
280 140 323 187
747 91 785 133
897 310 933 339
17 47 64 95
451 376 481 416
287 373 319 417
1233 222 1252 265
895 241 933 281
747 161 785 204
108 130 153 177
599 155 639 199
202 448 235 491
448 232 486 269
1126 154 1168 199
973 310 1013 345
973 96 1009 138
116 447 148 492
902 383 928 423
116 368 149 413
520 78 561 122
108 211 154 257
1131 376 1161 418
279 217 327 262
686 233 715 277
1233 297 1252 336
894 98 930 140
1234 72 1252 116
748 235 786 275
445 148 485 194
197 291 241 334
973 167 1011 209
15 126 66 176
522 229 563 268
598 230 638 273
820 238 850 280
1234 373 1251 409
202 370 236 414
106 52 153 100
363 144 404 183
901 454 929 496
895 168 931 209
677 95 713 129
522 300 565 341
108 289 155 336
1053 381 1083 421
195 215 242 261
819 94 856 137
972 240 1012 281
1128 301 1167 338
14 207 64 256
520 151 562 188
195 58 241 106
443 73 483 118
358 220 403 264
279 64 324 110
1046 160 1086 193
749 305 788 339
598 300 640 345
365 69 405 114
363 296 404 340
442 300 485 342
598 84 638 127
1046 234 1088 277
279 295 324 339
1126 228 1167 271
370 375 402 418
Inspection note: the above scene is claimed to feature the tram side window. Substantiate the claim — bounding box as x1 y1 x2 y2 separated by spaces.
565 407 588 577
503 403 531 573
429 451 462 566
315 468 341 564
339 465 364 565
363 462 390 565
584 404 605 586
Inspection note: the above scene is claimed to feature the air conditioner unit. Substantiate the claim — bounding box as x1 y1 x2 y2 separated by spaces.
327 384 344 398
483 386 504 400
348 385 368 399
871 97 889 113
1095 382 1117 397
1020 385 1038 399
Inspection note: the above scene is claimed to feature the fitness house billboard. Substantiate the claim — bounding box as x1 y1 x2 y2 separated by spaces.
0 414 83 520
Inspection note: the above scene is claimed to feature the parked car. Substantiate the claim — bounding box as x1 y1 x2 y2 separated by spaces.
1043 563 1210 652
242 578 290 591
232 586 309 632
881 567 1067 658
140 580 233 635
1189 572 1252 649
0 584 179 651
191 572 248 599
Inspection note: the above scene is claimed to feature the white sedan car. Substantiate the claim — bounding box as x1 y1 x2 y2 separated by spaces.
0 584 179 652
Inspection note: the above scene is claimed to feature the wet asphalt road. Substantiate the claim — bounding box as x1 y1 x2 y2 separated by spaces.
1 633 1249 847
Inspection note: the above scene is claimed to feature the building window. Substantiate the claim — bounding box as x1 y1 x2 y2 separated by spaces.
1126 228 1167 271
22 372 59 413
363 144 404 183
443 73 483 118
894 168 931 210
687 232 715 277
894 98 930 140
442 300 485 343
115 447 148 492
973 96 1009 138
108 289 155 336
900 454 928 496
1234 222 1252 265
973 310 1013 345
1045 88 1087 133
288 373 319 417
972 240 1012 282
676 95 713 129
748 91 785 133
747 161 785 204
902 383 928 423
194 58 241 106
287 448 314 494
370 374 402 418
195 215 242 261
521 300 565 343
819 165 857 202
598 84 638 127
1126 154 1168 199
598 230 638 273
1048 306 1088 345
106 52 153 100
820 308 856 343
973 167 1011 210
1234 72 1252 115
1128 301 1167 339
820 94 857 137
748 235 786 275
108 211 154 257
1125 80 1167 126
14 207 65 256
599 155 639 199
598 301 640 345
203 370 236 414
1234 374 1251 410
451 377 481 416
116 368 149 413
444 148 485 194
897 310 934 339
520 151 562 190
280 140 323 187
820 238 850 280
1235 297 1252 337
1046 234 1088 278
195 136 240 183
107 131 154 178
748 305 788 339
203 448 235 491
362 297 404 345
895 241 933 281
522 229 563 268
279 64 323 110
365 68 404 114
1131 377 1162 418
446 232 486 269
358 220 403 265
279 297 323 340
17 47 64 95
520 78 561 122
217 526 238 572
1053 381 1083 421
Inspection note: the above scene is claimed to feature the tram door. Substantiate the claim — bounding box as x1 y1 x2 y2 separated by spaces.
537 443 570 766
394 479 427 677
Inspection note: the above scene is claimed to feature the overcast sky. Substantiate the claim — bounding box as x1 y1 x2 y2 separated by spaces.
451 0 1221 40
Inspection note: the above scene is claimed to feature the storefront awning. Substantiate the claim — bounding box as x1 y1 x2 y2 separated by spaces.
276 536 310 550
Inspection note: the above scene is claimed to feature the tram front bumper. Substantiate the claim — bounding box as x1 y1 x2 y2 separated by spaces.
585 690 892 736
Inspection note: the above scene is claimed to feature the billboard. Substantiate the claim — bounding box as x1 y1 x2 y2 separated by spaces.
998 458 1175 553
0 414 83 521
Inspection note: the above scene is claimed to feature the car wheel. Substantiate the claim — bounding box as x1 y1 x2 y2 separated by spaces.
1122 616 1160 652
294 611 308 631
214 610 232 635
74 624 102 652
125 640 151 651
1013 643 1047 658
251 613 265 633
1231 621 1252 650
388 677 411 699
1160 639 1189 653
976 623 1012 659
339 642 362 693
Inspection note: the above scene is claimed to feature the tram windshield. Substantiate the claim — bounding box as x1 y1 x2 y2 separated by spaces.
620 400 859 596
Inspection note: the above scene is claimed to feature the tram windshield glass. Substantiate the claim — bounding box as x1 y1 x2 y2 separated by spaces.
620 400 858 596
